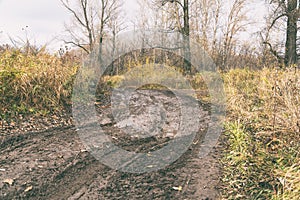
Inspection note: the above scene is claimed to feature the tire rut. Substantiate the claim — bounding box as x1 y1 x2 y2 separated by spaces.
1 89 221 199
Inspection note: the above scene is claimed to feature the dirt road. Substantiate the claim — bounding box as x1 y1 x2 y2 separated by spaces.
0 89 221 199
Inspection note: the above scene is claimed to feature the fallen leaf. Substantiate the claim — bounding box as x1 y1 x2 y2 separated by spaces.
24 186 33 192
172 186 182 191
3 178 14 185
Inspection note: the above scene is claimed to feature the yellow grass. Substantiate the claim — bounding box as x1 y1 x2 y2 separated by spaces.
0 48 78 118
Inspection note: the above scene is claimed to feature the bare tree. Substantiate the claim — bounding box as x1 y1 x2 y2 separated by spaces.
189 0 221 53
266 0 299 66
97 0 123 63
61 0 122 57
220 0 249 70
137 0 252 70
158 0 192 72
106 3 126 74
61 0 97 53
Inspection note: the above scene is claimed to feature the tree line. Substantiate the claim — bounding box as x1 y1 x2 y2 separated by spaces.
60 0 300 70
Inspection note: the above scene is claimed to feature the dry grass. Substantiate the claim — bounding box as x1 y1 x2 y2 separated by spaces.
0 48 78 119
221 67 300 199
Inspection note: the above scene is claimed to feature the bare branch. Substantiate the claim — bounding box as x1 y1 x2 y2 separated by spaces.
263 41 284 61
61 0 122 56
63 40 90 53
60 0 87 28
270 13 287 29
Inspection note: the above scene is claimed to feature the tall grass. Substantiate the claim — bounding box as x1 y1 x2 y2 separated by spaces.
0 48 78 119
221 67 300 199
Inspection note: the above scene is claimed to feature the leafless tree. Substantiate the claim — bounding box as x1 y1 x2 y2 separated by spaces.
137 0 253 70
266 0 299 66
61 0 96 53
189 0 221 53
220 0 249 70
153 0 192 72
61 0 122 57
106 3 126 74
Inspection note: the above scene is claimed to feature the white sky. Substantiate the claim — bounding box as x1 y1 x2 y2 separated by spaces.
0 0 68 50
0 0 266 52
0 0 139 52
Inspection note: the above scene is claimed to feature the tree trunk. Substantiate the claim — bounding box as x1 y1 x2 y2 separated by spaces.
285 0 298 66
183 0 191 73
98 0 105 68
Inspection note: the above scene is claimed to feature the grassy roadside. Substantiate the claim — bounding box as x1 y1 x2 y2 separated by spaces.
0 48 78 122
221 68 300 199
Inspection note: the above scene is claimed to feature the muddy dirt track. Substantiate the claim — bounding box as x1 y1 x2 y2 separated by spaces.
0 89 221 199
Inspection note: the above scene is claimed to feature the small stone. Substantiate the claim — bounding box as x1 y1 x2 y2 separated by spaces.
3 179 14 185
100 118 112 125
165 132 174 138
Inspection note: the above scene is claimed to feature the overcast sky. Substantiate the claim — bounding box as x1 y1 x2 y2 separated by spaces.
0 0 138 52
0 0 266 52
0 0 68 50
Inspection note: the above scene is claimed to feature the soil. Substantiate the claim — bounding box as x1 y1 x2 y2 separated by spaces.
0 89 222 200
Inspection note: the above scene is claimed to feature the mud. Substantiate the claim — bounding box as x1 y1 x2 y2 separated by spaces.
0 89 221 199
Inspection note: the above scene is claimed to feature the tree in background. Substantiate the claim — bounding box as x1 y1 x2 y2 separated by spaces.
220 0 248 70
190 0 222 53
160 0 192 72
151 0 249 70
266 0 299 66
61 0 273 70
60 0 123 56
